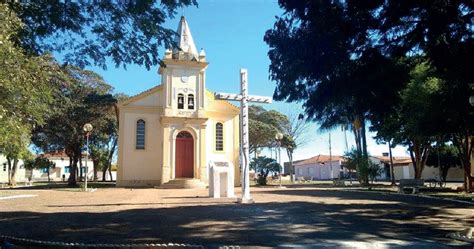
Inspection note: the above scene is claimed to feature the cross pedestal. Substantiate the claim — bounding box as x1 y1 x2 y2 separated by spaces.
215 69 272 203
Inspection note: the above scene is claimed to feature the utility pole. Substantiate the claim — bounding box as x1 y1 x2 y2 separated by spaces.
388 140 395 186
329 132 333 179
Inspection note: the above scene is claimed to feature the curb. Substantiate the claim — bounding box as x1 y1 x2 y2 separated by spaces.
0 235 204 248
340 188 474 205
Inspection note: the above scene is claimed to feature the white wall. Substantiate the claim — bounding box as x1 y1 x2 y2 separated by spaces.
393 164 465 181
29 157 94 182
295 160 343 180
0 155 27 183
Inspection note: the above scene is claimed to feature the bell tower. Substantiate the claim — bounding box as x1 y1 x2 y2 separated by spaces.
159 16 208 118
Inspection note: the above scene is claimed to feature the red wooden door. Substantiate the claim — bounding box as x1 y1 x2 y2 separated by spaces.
175 132 194 178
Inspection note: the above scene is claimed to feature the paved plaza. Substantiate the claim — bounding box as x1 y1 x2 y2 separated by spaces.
0 186 473 247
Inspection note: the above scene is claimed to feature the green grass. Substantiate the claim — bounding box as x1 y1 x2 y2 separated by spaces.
355 186 474 203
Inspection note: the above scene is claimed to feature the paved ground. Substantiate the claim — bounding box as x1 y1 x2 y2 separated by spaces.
0 185 473 247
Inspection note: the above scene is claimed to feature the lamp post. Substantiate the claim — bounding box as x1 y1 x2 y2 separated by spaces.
83 123 93 191
275 132 284 188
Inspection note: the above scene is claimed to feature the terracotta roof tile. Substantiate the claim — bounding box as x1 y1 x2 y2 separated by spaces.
295 154 345 166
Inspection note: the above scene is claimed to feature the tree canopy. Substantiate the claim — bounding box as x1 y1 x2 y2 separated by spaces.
4 0 198 69
32 66 117 185
265 0 474 191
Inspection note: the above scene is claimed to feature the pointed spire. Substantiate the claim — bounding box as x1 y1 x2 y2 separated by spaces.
174 16 198 59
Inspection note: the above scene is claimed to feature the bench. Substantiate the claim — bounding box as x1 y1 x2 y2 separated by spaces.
399 179 424 194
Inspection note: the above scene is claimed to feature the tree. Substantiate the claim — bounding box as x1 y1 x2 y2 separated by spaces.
265 1 408 164
248 105 288 156
374 61 441 179
4 0 198 69
344 148 369 185
89 93 127 181
0 3 61 186
32 66 117 186
3 133 32 186
426 143 461 182
25 156 56 183
367 162 383 185
266 0 473 191
280 134 296 181
280 111 309 182
250 156 281 185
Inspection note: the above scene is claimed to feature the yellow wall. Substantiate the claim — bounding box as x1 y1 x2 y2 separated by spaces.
117 106 164 187
117 87 240 187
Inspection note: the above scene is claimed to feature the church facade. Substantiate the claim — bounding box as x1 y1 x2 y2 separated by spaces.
116 17 240 187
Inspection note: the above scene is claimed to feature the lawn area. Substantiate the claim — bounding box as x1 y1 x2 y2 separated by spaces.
259 179 474 203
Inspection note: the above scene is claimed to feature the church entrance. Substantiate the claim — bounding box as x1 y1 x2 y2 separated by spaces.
175 131 194 178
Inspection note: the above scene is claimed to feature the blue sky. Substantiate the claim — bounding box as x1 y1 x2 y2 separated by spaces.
86 0 409 161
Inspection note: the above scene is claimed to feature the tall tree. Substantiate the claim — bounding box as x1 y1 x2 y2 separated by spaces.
375 61 441 179
4 0 198 69
32 66 116 186
89 93 127 181
280 111 309 182
0 3 61 185
264 1 408 162
249 105 281 155
426 143 461 182
266 0 473 191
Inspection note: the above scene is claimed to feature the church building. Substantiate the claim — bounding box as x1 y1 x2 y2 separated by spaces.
116 17 240 187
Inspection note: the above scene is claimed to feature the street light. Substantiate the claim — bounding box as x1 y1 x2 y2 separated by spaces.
83 123 93 191
275 132 284 188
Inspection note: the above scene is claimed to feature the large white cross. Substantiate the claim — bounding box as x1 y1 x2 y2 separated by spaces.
215 69 272 203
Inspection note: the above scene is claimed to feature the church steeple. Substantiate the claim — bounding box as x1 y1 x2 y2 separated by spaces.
174 16 198 60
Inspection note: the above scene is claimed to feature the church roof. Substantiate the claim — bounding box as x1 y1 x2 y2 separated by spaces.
118 85 163 106
174 16 198 59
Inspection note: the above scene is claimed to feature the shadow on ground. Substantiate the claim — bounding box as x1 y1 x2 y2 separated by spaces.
1 189 472 247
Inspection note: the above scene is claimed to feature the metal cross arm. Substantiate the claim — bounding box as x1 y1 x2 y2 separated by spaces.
214 68 272 203
214 93 272 104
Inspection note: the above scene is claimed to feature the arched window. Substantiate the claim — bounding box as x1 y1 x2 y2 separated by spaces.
188 94 194 109
215 122 223 151
177 94 184 109
136 119 146 150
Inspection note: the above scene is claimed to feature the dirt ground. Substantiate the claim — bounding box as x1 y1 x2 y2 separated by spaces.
0 185 473 247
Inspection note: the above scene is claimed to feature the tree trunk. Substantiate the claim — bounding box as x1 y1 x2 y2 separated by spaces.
79 157 83 182
453 134 473 192
106 136 118 182
92 159 98 182
47 167 50 182
6 158 18 186
409 140 430 179
102 167 107 182
286 149 294 182
68 155 78 186
11 159 18 186
6 157 12 186
361 119 368 158
108 163 113 181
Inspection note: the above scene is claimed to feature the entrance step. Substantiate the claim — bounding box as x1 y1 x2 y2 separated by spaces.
155 178 206 189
